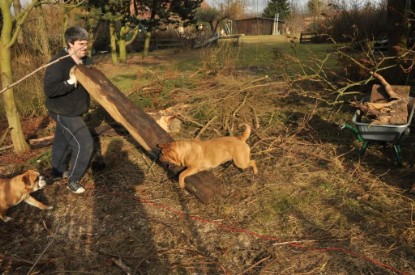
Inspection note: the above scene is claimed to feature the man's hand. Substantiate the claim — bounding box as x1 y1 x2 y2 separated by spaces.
66 66 78 88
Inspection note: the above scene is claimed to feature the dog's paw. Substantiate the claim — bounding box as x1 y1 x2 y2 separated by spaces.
46 206 53 210
3 216 11 222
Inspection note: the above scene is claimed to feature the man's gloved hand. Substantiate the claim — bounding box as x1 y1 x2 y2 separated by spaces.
66 66 77 88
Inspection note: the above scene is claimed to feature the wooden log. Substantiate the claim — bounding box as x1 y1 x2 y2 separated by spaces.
29 135 54 149
74 65 221 203
369 72 403 100
351 75 409 125
370 84 410 103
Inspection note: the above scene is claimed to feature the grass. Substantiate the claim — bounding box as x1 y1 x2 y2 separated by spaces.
1 36 415 274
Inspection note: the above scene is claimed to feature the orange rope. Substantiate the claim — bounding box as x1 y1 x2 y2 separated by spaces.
100 188 409 275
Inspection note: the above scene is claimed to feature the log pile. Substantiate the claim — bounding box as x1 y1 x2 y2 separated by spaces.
351 72 409 125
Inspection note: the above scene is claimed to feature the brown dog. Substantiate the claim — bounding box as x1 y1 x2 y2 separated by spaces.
158 123 258 189
0 170 52 222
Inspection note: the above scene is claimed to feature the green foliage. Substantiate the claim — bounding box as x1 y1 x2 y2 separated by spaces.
189 107 215 122
128 93 154 109
26 149 52 170
263 0 291 20
161 76 196 93
109 73 137 92
134 0 202 31
88 0 131 17
170 0 202 26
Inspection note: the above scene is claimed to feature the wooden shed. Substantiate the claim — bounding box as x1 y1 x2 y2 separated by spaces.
232 17 284 35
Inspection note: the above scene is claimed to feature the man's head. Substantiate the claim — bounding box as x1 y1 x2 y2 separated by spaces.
65 26 89 60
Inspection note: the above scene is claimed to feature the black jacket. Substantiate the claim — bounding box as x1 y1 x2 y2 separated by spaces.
43 49 93 116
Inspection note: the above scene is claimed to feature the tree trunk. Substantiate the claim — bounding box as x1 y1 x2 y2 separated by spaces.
143 31 151 59
62 7 70 48
0 1 29 153
35 4 51 61
12 0 24 46
74 65 221 203
118 24 139 62
118 39 126 62
109 21 118 64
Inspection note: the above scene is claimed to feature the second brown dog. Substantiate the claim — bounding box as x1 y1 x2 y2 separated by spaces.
0 170 53 222
158 123 258 189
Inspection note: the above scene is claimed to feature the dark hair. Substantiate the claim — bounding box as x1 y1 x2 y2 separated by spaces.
64 26 89 46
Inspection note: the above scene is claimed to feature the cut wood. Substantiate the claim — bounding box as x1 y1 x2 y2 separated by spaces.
352 74 409 125
29 135 54 149
369 71 402 99
74 65 221 203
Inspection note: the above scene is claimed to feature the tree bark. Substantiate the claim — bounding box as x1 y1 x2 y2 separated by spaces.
109 21 118 65
62 7 70 48
0 1 30 153
74 65 221 203
35 4 51 62
143 31 151 59
12 0 24 46
118 23 139 62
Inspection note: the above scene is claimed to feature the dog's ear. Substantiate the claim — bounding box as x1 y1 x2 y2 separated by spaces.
22 173 33 186
23 170 39 186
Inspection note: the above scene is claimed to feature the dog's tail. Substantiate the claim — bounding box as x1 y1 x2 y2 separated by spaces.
238 123 251 142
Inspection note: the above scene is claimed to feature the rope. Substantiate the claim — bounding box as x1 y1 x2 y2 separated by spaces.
0 45 87 96
98 188 409 275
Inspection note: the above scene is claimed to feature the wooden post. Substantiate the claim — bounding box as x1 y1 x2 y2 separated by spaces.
74 65 221 203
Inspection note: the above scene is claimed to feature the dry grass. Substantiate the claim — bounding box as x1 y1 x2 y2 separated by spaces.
0 43 415 274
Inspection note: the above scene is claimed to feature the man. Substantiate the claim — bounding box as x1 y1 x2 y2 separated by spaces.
44 26 93 194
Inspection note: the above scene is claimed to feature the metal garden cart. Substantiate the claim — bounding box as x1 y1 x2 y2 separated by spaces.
342 96 415 166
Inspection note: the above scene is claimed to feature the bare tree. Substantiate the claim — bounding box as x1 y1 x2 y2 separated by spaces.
0 0 40 153
12 0 25 45
35 4 52 61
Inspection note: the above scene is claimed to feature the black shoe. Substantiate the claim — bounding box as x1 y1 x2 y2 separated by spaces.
67 181 85 194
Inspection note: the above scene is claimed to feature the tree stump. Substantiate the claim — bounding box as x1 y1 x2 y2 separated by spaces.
74 65 221 203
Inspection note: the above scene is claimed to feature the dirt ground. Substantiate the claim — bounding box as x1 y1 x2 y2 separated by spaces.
1 52 415 274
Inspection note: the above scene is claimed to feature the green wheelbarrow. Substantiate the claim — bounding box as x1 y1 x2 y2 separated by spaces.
341 96 415 166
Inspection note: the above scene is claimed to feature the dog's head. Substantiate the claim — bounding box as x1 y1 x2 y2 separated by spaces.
22 170 47 191
158 143 181 166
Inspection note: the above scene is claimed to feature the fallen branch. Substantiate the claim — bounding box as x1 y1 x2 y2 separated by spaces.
111 257 132 275
0 254 35 265
369 71 401 99
0 46 86 96
195 115 217 139
0 145 13 152
29 135 54 149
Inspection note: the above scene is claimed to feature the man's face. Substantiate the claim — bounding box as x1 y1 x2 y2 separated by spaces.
69 40 88 59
